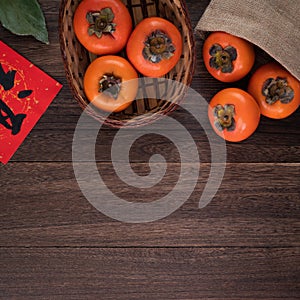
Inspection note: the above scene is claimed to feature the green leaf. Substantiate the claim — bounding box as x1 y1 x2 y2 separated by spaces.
0 0 49 44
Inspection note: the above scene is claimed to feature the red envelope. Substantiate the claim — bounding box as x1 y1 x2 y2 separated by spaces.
0 41 62 164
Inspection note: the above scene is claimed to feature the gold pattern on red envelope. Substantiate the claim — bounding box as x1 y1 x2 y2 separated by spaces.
0 41 62 164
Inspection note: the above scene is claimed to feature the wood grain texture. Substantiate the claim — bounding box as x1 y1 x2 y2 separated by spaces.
0 162 299 247
0 247 299 299
0 0 299 298
9 123 300 163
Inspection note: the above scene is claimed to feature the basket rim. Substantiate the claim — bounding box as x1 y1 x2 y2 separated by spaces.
58 0 196 128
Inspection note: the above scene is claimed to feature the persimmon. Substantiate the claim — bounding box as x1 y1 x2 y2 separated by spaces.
203 31 255 82
126 17 182 77
73 0 132 55
247 62 300 119
208 88 261 142
83 56 138 112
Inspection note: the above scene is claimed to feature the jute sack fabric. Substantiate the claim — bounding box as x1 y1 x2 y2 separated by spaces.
195 0 300 81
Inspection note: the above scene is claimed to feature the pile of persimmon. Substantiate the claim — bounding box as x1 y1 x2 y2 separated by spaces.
203 31 300 142
73 0 183 112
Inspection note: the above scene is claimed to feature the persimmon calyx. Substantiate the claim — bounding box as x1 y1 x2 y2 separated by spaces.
209 44 237 73
143 30 175 63
86 8 116 38
262 77 294 105
99 74 121 99
213 104 236 131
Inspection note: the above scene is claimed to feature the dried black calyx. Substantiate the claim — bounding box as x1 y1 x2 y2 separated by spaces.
86 7 116 38
209 44 237 73
99 74 121 100
213 104 236 132
262 77 294 105
143 30 175 63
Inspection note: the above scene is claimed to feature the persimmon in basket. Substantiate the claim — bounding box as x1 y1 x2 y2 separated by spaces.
126 17 183 77
73 0 132 55
83 55 138 113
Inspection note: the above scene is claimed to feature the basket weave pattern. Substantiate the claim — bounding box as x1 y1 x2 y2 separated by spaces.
59 0 195 127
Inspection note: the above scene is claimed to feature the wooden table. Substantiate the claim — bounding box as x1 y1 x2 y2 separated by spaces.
1 0 299 298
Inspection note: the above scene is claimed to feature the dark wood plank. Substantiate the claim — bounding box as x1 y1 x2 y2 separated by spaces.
8 117 300 163
0 247 299 299
0 162 299 247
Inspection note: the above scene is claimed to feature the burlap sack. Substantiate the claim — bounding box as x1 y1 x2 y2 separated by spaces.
195 0 300 81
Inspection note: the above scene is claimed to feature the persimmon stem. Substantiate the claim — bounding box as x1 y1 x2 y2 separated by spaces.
86 8 116 38
209 44 237 73
143 30 175 63
99 74 121 100
262 77 294 104
213 104 236 131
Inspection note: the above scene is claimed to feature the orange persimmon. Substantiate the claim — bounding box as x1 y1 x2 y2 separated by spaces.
73 0 132 55
83 56 138 112
126 17 182 77
247 62 300 119
208 88 261 142
203 31 255 82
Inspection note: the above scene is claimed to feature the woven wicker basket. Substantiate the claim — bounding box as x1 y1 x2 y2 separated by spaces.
59 0 195 128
